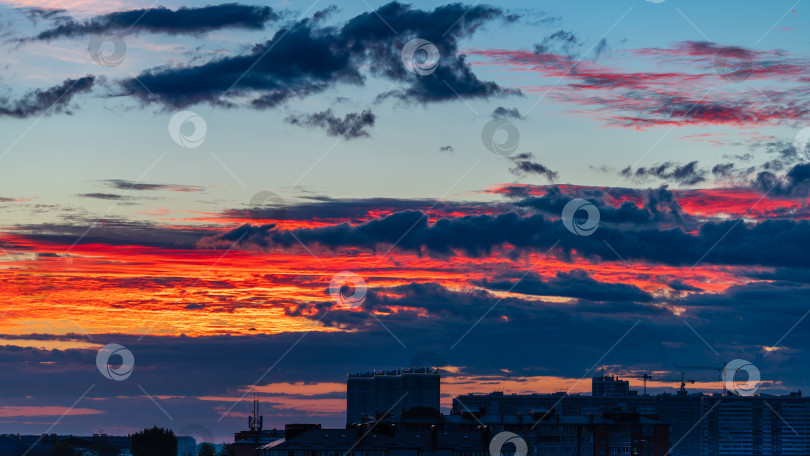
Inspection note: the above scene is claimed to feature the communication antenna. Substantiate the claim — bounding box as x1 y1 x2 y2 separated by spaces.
248 393 263 449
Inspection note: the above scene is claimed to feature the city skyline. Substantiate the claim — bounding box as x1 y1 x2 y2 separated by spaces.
4 369 802 456
1 0 809 446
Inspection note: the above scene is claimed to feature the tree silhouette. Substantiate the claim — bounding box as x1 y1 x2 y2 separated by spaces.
218 444 236 456
130 426 178 456
197 443 216 456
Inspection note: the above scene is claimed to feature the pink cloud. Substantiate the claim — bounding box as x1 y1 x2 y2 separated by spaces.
0 405 105 417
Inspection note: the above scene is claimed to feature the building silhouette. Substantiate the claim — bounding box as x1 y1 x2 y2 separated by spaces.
453 380 810 456
263 408 669 456
592 375 634 397
347 368 440 425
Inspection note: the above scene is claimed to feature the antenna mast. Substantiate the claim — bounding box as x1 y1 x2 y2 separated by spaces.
248 394 263 451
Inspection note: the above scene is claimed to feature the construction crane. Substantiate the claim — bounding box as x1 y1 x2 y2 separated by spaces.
657 372 695 394
676 364 727 393
626 373 653 395
628 372 694 394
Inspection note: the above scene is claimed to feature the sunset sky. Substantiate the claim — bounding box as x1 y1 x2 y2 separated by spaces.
1 0 810 443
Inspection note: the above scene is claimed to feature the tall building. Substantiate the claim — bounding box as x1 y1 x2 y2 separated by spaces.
696 393 810 456
346 367 440 425
592 375 633 397
453 380 810 456
264 408 669 456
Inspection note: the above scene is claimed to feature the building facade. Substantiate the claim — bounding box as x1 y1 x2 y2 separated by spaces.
592 376 633 398
264 409 668 456
453 387 810 456
347 368 440 425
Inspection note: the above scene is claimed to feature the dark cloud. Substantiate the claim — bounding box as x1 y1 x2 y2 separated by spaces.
667 278 703 292
516 185 694 228
507 152 558 181
592 38 608 60
311 5 339 23
477 269 653 303
509 9 560 27
532 28 608 65
23 7 71 24
228 195 499 224
711 163 735 177
745 268 810 284
121 2 516 109
11 197 504 251
534 30 580 58
620 161 706 186
14 219 207 250
752 163 810 197
0 76 95 118
285 109 375 139
77 193 128 200
199 181 810 269
101 179 204 192
492 106 523 119
29 4 278 40
120 19 358 109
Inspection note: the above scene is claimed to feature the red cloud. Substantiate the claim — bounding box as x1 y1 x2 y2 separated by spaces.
469 41 810 129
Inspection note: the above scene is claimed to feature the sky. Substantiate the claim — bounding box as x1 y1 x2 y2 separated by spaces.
1 0 810 443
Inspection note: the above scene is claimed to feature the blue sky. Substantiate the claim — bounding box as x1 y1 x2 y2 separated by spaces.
1 0 805 215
